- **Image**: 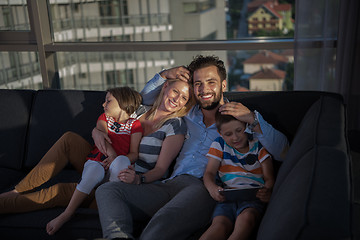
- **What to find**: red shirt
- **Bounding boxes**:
[87,113,142,162]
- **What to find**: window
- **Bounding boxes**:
[184,0,216,14]
[0,3,29,30]
[1,0,295,92]
[0,52,41,89]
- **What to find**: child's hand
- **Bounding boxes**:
[118,165,137,184]
[209,185,226,202]
[102,155,116,170]
[256,187,272,202]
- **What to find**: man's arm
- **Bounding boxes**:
[141,66,190,105]
[255,112,289,161]
[219,102,289,161]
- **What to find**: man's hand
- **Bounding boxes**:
[92,128,112,155]
[160,66,190,83]
[219,102,253,123]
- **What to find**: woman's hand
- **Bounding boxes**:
[118,165,138,184]
[92,128,112,155]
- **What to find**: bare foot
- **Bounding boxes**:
[0,189,19,198]
[46,212,72,235]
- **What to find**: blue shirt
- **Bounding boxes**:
[141,73,289,179]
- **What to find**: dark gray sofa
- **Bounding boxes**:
[0,89,354,240]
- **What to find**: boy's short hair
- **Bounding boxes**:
[215,110,239,132]
[215,110,253,140]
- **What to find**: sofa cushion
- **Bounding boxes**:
[0,208,102,239]
[257,96,351,239]
[0,89,34,170]
[24,90,105,169]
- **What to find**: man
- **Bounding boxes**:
[94,55,289,240]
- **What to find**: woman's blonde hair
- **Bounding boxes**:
[107,87,142,116]
[146,79,195,129]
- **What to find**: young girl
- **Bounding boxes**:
[45,87,143,235]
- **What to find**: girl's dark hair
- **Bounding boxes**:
[187,55,227,83]
[107,87,142,115]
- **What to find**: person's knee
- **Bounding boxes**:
[60,131,85,147]
[95,182,116,199]
[238,208,259,227]
[109,156,131,182]
[79,162,105,193]
[212,216,233,232]
[61,131,77,141]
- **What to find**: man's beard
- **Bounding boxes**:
[197,90,222,110]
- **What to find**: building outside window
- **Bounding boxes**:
[1,0,297,92]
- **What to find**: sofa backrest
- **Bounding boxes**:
[224,91,343,145]
[24,90,105,169]
[0,89,35,170]
[256,95,351,239]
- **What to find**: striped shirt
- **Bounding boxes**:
[133,107,187,177]
[206,137,270,189]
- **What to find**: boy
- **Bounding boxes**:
[200,110,275,240]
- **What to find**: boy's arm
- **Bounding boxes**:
[203,157,225,202]
[141,66,190,105]
[256,156,275,203]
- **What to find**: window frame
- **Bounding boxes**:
[0,0,335,90]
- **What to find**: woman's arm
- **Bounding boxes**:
[126,132,142,164]
[203,157,225,202]
[141,66,190,105]
[92,127,112,156]
[141,134,184,183]
[256,156,275,203]
[96,120,117,170]
[118,134,185,184]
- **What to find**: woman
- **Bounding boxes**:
[94,78,195,185]
[0,79,194,224]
